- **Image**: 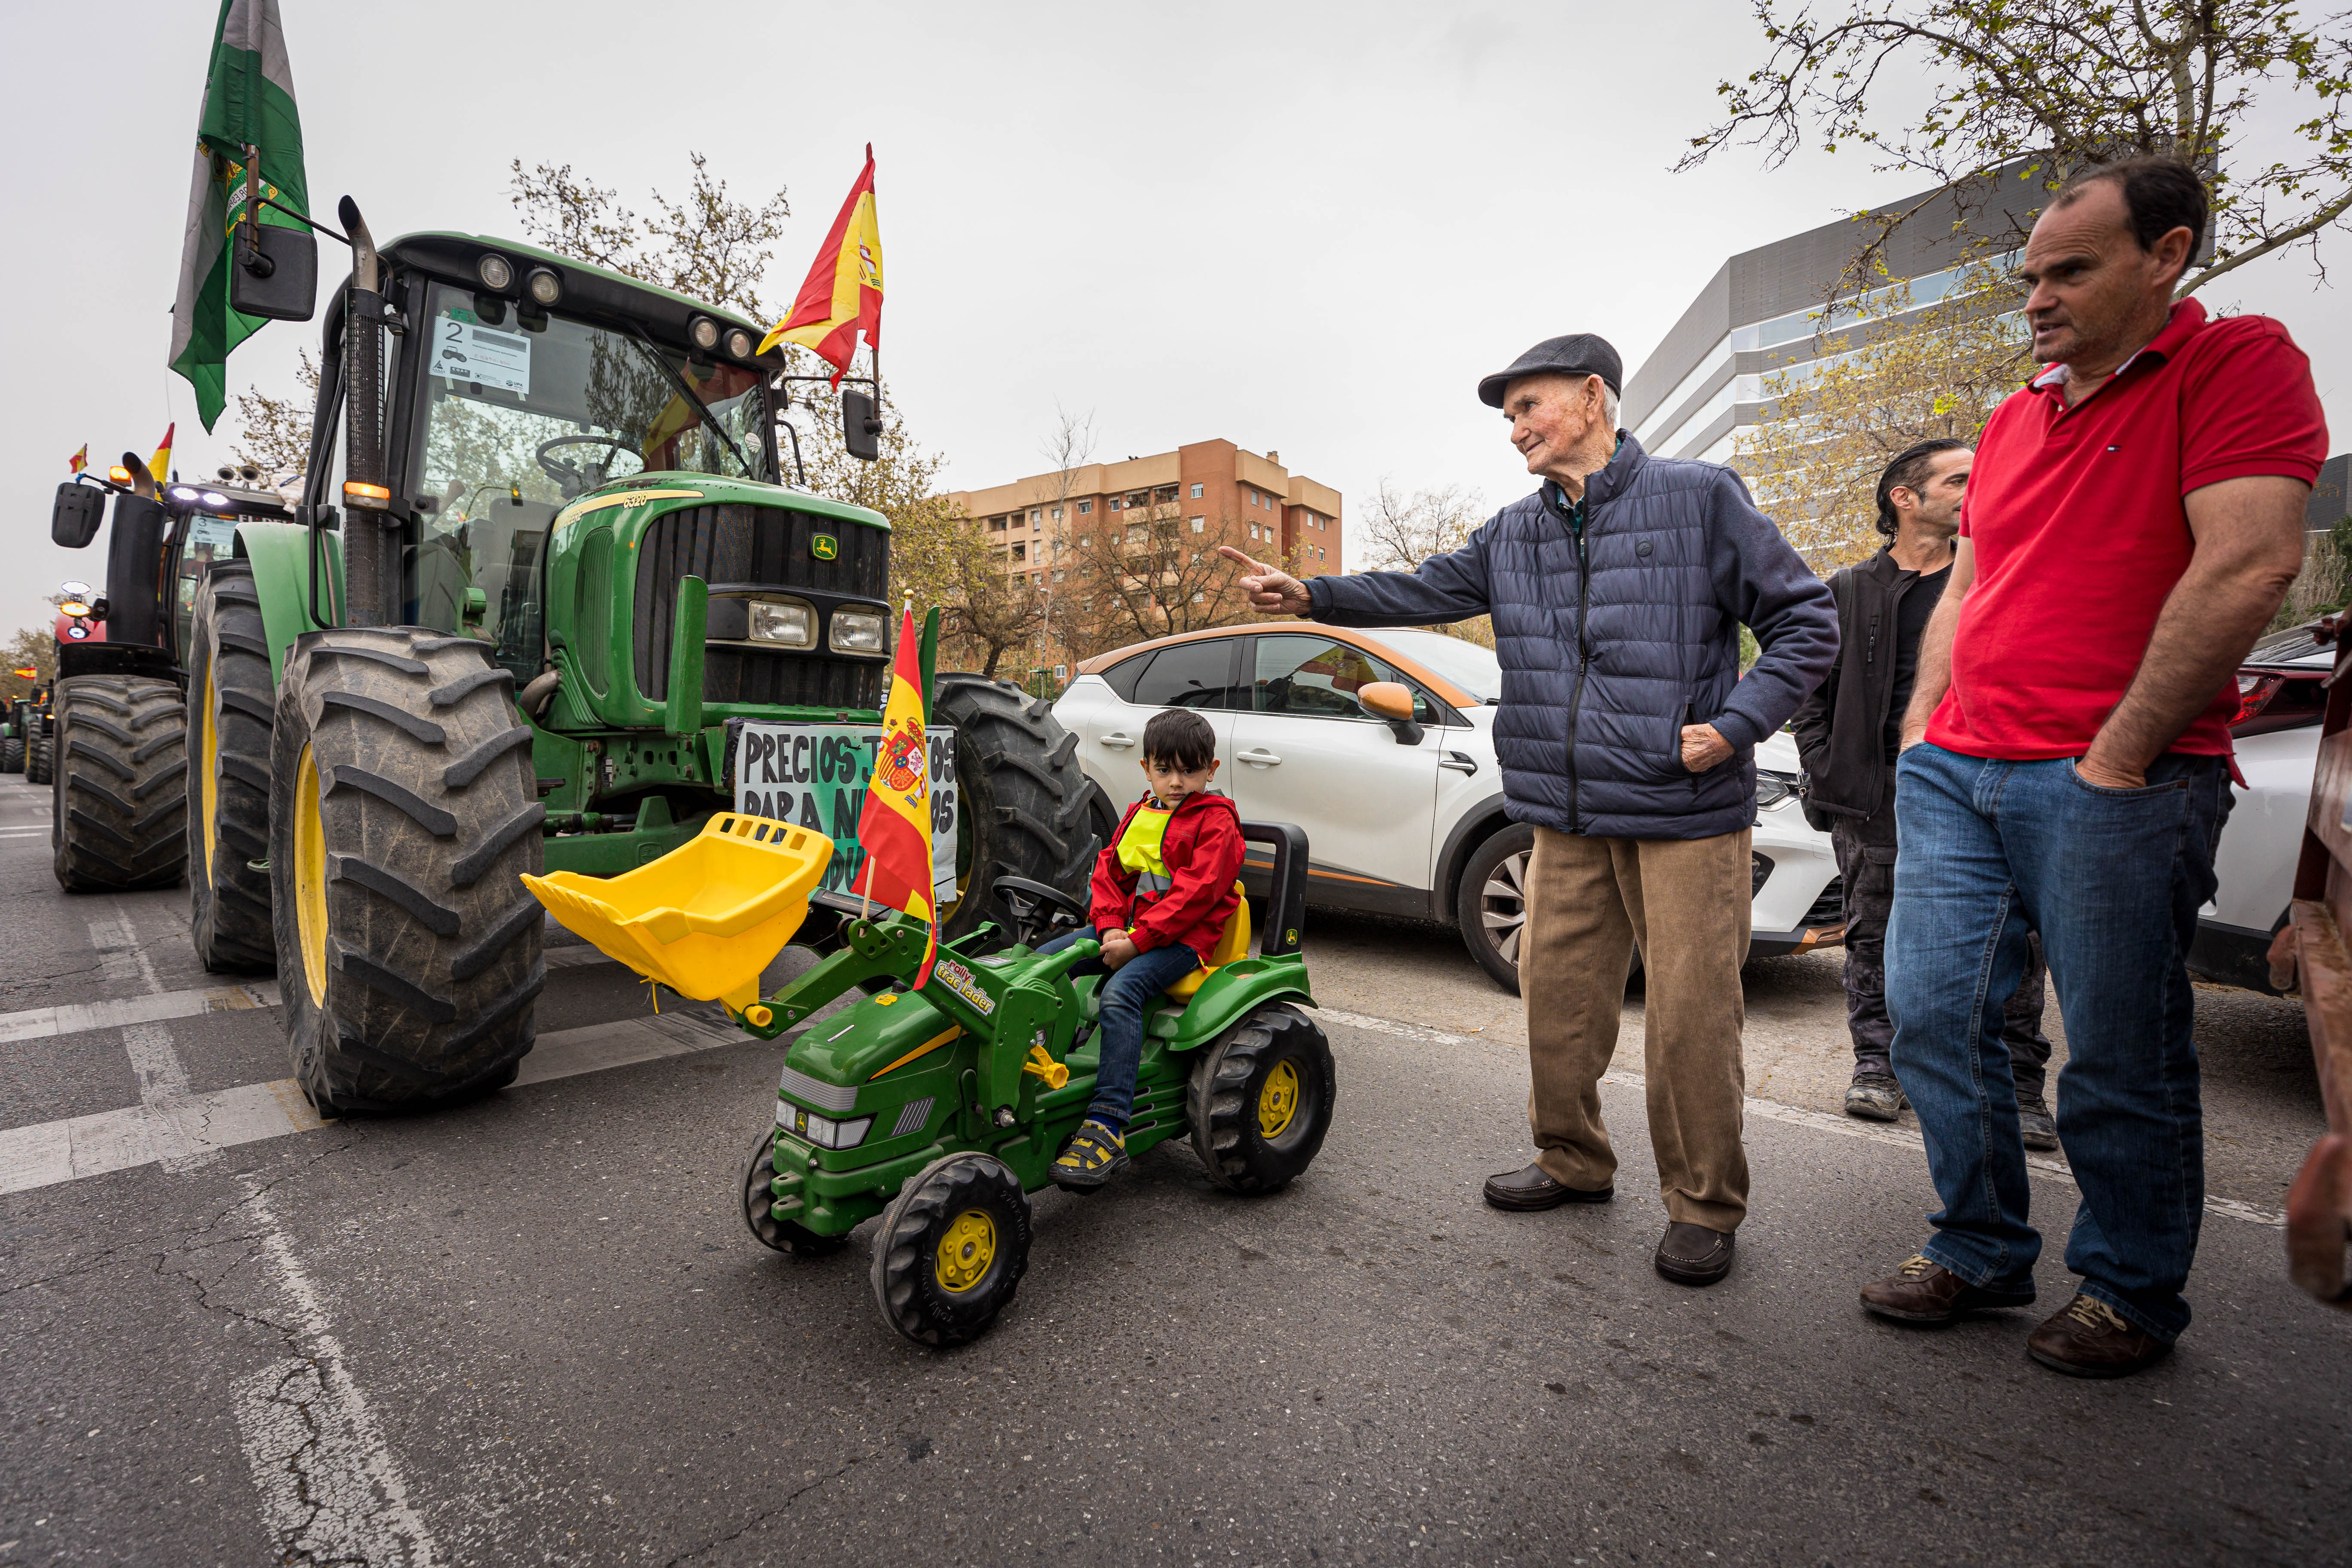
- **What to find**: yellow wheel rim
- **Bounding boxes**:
[292,743,330,1006]
[935,1209,996,1293]
[199,661,219,884]
[1258,1059,1300,1139]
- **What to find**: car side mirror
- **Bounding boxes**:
[1357,680,1424,745]
[229,222,318,322]
[841,389,882,462]
[52,483,103,548]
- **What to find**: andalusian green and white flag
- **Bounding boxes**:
[168,0,308,431]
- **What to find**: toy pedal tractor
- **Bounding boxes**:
[524,812,1334,1346]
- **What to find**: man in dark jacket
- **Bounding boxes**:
[1222,333,1838,1287]
[1790,441,2057,1148]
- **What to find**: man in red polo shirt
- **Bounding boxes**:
[1858,157,2327,1378]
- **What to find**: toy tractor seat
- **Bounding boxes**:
[1165,882,1251,1000]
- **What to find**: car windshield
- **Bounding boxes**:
[402,281,768,681]
[1376,630,1501,702]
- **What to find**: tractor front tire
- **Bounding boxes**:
[741,1133,850,1257]
[188,563,280,971]
[1186,1003,1336,1194]
[2,736,24,774]
[870,1152,1032,1347]
[270,628,545,1115]
[28,732,53,786]
[934,674,1097,943]
[51,675,187,892]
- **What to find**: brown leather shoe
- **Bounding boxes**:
[1860,1254,2037,1324]
[1653,1222,1735,1286]
[2027,1293,2173,1378]
[1482,1163,1613,1211]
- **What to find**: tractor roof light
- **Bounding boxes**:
[58,601,91,619]
[526,266,562,306]
[168,485,199,502]
[60,581,91,597]
[725,327,756,361]
[199,491,230,510]
[689,315,722,352]
[107,466,133,485]
[477,253,514,292]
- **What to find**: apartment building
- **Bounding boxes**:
[943,439,1343,675]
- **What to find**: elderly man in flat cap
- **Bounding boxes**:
[1223,334,1836,1285]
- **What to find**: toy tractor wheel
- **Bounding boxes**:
[28,732,52,786]
[870,1152,1032,1347]
[1187,1003,1336,1194]
[270,628,545,1115]
[933,674,1097,942]
[1,736,22,774]
[51,675,187,892]
[741,1132,848,1257]
[187,563,279,971]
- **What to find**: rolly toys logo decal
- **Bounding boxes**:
[931,957,995,1016]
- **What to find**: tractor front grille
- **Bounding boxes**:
[634,502,887,710]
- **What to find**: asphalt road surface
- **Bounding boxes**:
[3,772,2346,1566]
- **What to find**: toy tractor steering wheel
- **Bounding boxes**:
[535,435,640,499]
[992,876,1088,949]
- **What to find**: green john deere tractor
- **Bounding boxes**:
[132,200,1093,1115]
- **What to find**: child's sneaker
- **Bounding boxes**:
[1051,1120,1128,1191]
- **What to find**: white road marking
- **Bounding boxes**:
[231,1179,441,1568]
[122,1021,217,1174]
[1314,1005,2290,1229]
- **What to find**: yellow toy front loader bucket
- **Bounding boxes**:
[521,813,835,1013]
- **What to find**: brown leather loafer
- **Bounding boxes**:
[2027,1293,2173,1378]
[1482,1162,1613,1212]
[1653,1222,1735,1286]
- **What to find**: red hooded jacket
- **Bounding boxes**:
[1088,790,1245,963]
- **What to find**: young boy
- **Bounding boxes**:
[1037,707,1244,1190]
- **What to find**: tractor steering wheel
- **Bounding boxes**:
[535,435,641,499]
[992,876,1088,949]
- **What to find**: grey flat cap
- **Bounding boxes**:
[1478,333,1623,407]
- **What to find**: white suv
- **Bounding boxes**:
[1053,625,1843,992]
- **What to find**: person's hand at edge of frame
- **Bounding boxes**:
[1217,545,1314,615]
[1099,930,1140,971]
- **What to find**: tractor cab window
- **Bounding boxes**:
[403,281,766,685]
[173,514,240,669]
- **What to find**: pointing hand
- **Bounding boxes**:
[1216,545,1313,615]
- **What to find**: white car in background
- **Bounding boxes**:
[2192,626,2334,992]
[1054,625,1844,993]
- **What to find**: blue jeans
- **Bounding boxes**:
[1885,744,2231,1342]
[1035,927,1201,1132]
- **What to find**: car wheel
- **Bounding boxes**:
[1458,824,1534,993]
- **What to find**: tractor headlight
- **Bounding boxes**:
[477,253,514,292]
[725,327,756,360]
[526,266,563,306]
[776,1100,872,1150]
[748,599,815,649]
[830,609,885,654]
[689,315,722,352]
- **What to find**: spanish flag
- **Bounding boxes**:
[148,423,176,485]
[67,444,88,476]
[758,145,882,386]
[854,608,937,987]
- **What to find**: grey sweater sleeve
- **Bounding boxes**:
[1305,525,1493,626]
[1704,469,1839,751]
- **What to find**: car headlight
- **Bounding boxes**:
[776,1100,873,1150]
[831,609,885,654]
[1755,770,1798,810]
[748,599,815,648]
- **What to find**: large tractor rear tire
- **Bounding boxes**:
[270,628,545,1115]
[28,732,53,786]
[187,564,279,971]
[1,737,22,773]
[933,674,1098,941]
[51,675,187,892]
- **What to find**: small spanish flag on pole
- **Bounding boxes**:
[67,444,88,476]
[757,145,882,387]
[854,606,937,988]
[148,423,177,485]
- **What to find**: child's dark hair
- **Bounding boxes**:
[1142,708,1216,771]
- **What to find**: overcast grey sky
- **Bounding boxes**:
[8,0,2350,637]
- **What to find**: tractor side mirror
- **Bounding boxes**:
[228,222,318,322]
[1357,681,1424,745]
[841,389,882,462]
[52,483,103,548]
